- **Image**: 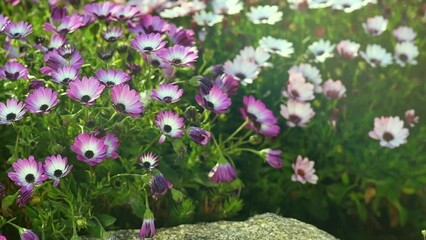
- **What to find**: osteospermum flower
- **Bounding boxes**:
[259,36,294,57]
[246,5,283,25]
[0,98,26,125]
[332,0,364,13]
[40,47,84,75]
[188,127,211,146]
[131,33,167,54]
[139,211,156,238]
[84,2,118,20]
[368,116,409,149]
[4,21,32,39]
[149,173,173,199]
[102,133,119,159]
[363,16,387,36]
[195,85,231,114]
[289,64,322,92]
[34,35,67,53]
[0,14,10,32]
[193,11,224,27]
[280,99,315,127]
[223,56,260,85]
[43,15,83,35]
[95,69,130,87]
[111,84,144,118]
[112,5,140,21]
[308,0,333,8]
[67,77,105,106]
[151,83,183,103]
[322,79,346,100]
[307,39,335,62]
[393,26,416,42]
[394,42,419,66]
[212,0,243,15]
[208,162,237,183]
[238,46,271,67]
[291,155,318,184]
[20,229,40,240]
[336,40,360,59]
[240,96,280,137]
[139,152,159,171]
[283,72,315,102]
[155,110,185,144]
[43,154,73,187]
[25,87,60,114]
[71,132,108,165]
[157,45,198,67]
[102,27,123,42]
[0,61,28,80]
[51,66,79,84]
[405,109,419,128]
[360,44,392,67]
[260,149,282,169]
[7,156,47,192]
[214,74,239,95]
[168,24,195,47]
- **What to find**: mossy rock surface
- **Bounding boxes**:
[83,213,338,240]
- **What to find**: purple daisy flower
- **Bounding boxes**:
[128,15,168,35]
[168,24,195,47]
[0,61,28,80]
[7,156,47,192]
[146,52,169,68]
[41,47,84,75]
[131,33,167,54]
[43,154,73,187]
[157,45,198,67]
[155,110,185,144]
[101,27,123,42]
[214,74,239,95]
[34,35,67,53]
[139,152,159,172]
[111,84,144,118]
[151,83,183,103]
[139,218,156,239]
[208,162,237,183]
[261,149,282,169]
[95,69,130,87]
[25,87,60,114]
[71,132,108,166]
[0,98,26,125]
[4,21,32,39]
[240,96,280,137]
[50,6,67,23]
[102,133,119,159]
[43,15,83,35]
[112,5,140,21]
[195,85,231,114]
[84,2,118,20]
[20,229,40,240]
[28,80,44,90]
[0,14,10,32]
[188,127,211,146]
[16,188,32,207]
[66,77,105,106]
[149,173,173,199]
[51,66,79,84]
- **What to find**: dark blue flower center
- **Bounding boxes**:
[399,54,408,62]
[25,174,35,183]
[85,150,94,159]
[163,125,172,133]
[143,46,153,51]
[39,104,49,111]
[151,60,160,67]
[172,58,182,65]
[163,96,172,103]
[235,73,246,80]
[106,81,115,86]
[289,114,302,125]
[81,95,91,102]
[115,103,126,112]
[383,132,394,142]
[5,71,19,80]
[54,169,63,178]
[6,113,16,121]
[143,161,151,169]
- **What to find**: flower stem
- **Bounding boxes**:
[222,120,250,145]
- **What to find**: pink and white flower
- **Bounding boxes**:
[155,110,185,144]
[240,96,280,137]
[369,116,409,148]
[238,46,271,67]
[111,84,144,118]
[289,63,322,92]
[51,66,79,84]
[25,87,60,114]
[223,56,260,85]
[283,72,315,102]
[360,44,392,67]
[291,155,318,184]
[280,100,315,127]
[0,61,28,80]
[195,85,231,114]
[71,132,108,165]
[363,16,387,36]
[67,77,105,106]
[208,162,237,183]
[336,40,360,59]
[139,152,159,171]
[102,133,119,159]
[322,79,346,100]
[0,98,26,125]
[157,45,198,67]
[8,156,47,192]
[43,154,73,187]
[261,149,282,169]
[405,109,419,128]
[95,69,130,87]
[151,83,183,103]
[393,26,416,43]
[131,33,167,54]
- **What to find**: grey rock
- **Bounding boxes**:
[83,213,338,240]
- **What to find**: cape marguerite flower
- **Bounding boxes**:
[246,5,283,25]
[369,116,409,148]
[291,155,318,184]
[259,36,294,57]
[394,42,418,66]
[363,15,387,36]
[280,99,315,127]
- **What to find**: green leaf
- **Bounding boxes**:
[97,214,116,228]
[2,191,18,213]
[130,196,146,219]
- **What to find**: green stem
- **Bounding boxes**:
[222,120,250,145]
[110,173,146,181]
[230,148,261,156]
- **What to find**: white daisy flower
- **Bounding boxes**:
[238,46,271,67]
[360,44,392,67]
[393,26,416,42]
[369,116,409,149]
[394,42,419,66]
[363,16,388,36]
[289,63,323,92]
[307,0,332,9]
[332,0,364,13]
[259,36,294,57]
[212,0,243,15]
[193,11,224,27]
[307,39,335,62]
[246,5,283,25]
[223,56,260,86]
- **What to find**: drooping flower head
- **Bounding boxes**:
[151,83,183,103]
[336,40,360,59]
[246,5,283,25]
[19,229,40,240]
[291,155,318,184]
[51,66,79,84]
[208,162,237,183]
[155,110,185,144]
[25,87,60,114]
[131,33,167,54]
[260,149,282,169]
[102,27,124,42]
[0,61,28,80]
[280,100,315,127]
[111,84,144,118]
[282,72,315,102]
[368,116,409,149]
[259,36,294,58]
[0,98,26,125]
[307,39,335,63]
[322,79,346,100]
[66,77,105,106]
[139,152,159,172]
[4,21,32,39]
[195,85,231,114]
[139,210,156,238]
[71,132,108,166]
[363,15,387,36]
[360,44,392,67]
[188,127,211,146]
[240,96,280,137]
[149,173,173,199]
[95,69,130,87]
[102,133,119,159]
[157,45,198,67]
[43,154,73,187]
[8,156,47,192]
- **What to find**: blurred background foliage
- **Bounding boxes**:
[0,0,425,239]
